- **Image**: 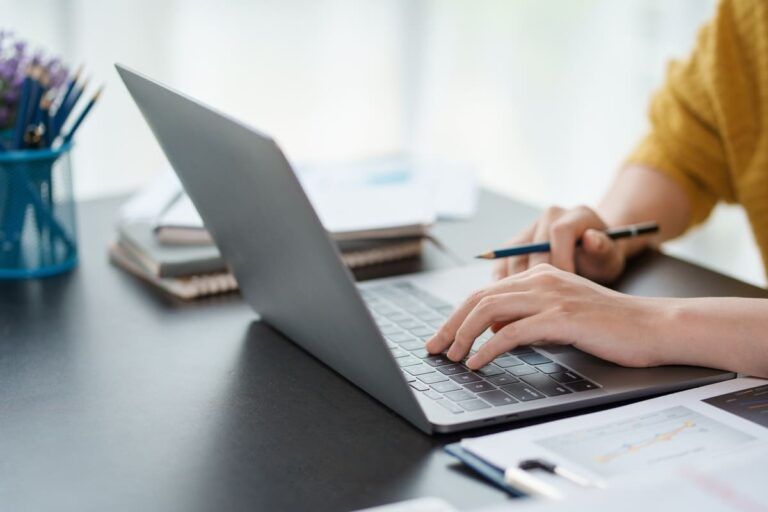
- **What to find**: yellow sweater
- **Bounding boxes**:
[626,0,768,275]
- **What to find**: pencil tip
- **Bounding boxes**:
[475,252,493,260]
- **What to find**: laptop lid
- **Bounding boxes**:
[116,64,431,433]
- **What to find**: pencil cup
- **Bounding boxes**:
[0,142,78,278]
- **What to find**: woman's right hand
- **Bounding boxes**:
[492,205,626,283]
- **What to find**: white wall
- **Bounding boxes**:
[2,0,764,286]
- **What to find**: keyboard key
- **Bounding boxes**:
[536,363,566,374]
[444,389,474,402]
[437,306,454,316]
[566,380,600,392]
[418,372,449,384]
[405,364,436,376]
[390,347,409,358]
[477,364,504,377]
[507,365,539,377]
[432,380,461,393]
[409,326,434,337]
[436,364,468,376]
[386,332,415,343]
[384,311,410,321]
[385,341,397,349]
[424,355,453,367]
[477,390,519,406]
[410,381,429,391]
[460,399,492,411]
[508,347,535,355]
[499,382,545,401]
[436,398,464,414]
[463,381,495,393]
[518,353,552,365]
[412,309,437,320]
[401,340,425,351]
[520,373,572,396]
[487,374,519,386]
[411,349,430,359]
[423,389,443,400]
[397,319,422,329]
[380,325,402,335]
[550,371,584,383]
[402,372,416,382]
[494,356,523,368]
[450,372,482,384]
[397,356,422,367]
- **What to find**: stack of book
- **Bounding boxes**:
[110,170,435,299]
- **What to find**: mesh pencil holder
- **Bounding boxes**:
[0,141,78,278]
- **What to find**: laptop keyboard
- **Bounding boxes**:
[360,282,601,414]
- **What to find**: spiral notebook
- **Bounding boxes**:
[110,221,425,300]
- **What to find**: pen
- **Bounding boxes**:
[475,221,659,260]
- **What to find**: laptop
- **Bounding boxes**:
[116,64,733,434]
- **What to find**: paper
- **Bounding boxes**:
[295,155,478,221]
[461,378,768,490]
[473,443,768,512]
[117,168,181,224]
[119,154,479,237]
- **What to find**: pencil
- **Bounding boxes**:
[61,86,103,145]
[475,221,659,259]
[52,65,82,136]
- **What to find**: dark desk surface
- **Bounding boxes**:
[1,192,765,512]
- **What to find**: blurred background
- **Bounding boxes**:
[3,0,764,286]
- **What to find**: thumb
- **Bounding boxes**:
[581,229,617,259]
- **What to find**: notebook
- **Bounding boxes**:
[111,221,425,299]
[153,180,433,245]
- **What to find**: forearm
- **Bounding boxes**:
[645,296,768,377]
[597,165,692,258]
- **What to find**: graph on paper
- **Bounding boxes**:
[535,406,755,478]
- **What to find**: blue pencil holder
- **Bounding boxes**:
[0,142,78,279]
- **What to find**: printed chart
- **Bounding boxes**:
[536,406,755,478]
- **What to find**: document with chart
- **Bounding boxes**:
[461,377,768,490]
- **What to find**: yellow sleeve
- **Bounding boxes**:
[625,0,740,228]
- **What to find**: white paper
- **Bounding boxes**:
[462,378,768,490]
[473,443,768,512]
[121,154,478,236]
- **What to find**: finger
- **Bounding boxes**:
[548,207,604,273]
[576,229,624,282]
[425,284,503,355]
[508,253,529,276]
[580,228,616,259]
[446,292,539,362]
[528,207,562,267]
[492,222,537,281]
[426,269,540,355]
[466,315,560,369]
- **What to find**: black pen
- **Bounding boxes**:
[475,221,659,260]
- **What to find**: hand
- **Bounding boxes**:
[426,264,668,370]
[493,205,626,284]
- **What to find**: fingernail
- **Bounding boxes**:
[466,356,478,369]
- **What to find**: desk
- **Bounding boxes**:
[1,192,765,512]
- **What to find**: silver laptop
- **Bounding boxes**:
[116,64,732,434]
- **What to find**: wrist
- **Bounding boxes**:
[629,296,687,367]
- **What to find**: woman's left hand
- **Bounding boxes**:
[425,263,669,370]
